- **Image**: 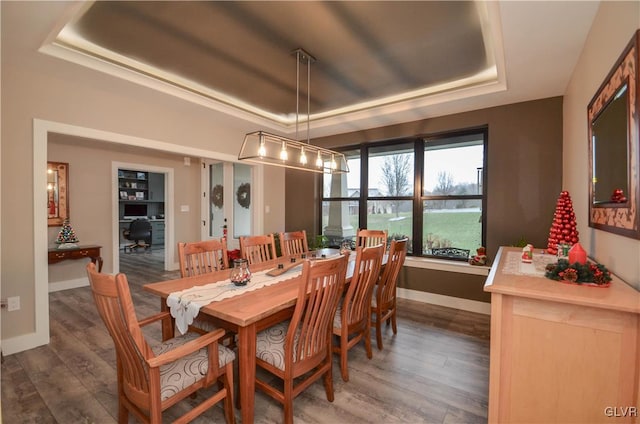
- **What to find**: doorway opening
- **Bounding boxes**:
[113,162,173,275]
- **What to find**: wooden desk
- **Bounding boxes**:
[48,244,103,272]
[484,246,640,423]
[143,249,355,424]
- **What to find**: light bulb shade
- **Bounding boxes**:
[279,141,288,160]
[258,135,267,157]
[299,147,308,164]
[239,131,349,174]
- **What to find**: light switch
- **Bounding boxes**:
[180,205,190,212]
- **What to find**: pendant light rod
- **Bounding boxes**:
[295,49,300,141]
[291,48,315,144]
[307,50,311,144]
[239,48,348,174]
[292,48,316,65]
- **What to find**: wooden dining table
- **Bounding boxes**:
[143,248,358,424]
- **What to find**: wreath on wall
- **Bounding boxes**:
[211,184,224,209]
[236,183,251,209]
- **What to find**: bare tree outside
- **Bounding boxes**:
[434,171,455,208]
[381,154,412,216]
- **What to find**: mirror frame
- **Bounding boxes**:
[47,161,69,227]
[588,30,640,239]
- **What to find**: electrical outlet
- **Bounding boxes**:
[7,296,20,311]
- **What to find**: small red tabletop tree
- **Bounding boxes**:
[546,191,579,255]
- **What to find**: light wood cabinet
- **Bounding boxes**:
[484,247,640,423]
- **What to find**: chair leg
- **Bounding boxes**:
[339,334,349,382]
[222,362,235,424]
[117,400,128,424]
[323,362,335,402]
[391,309,398,335]
[364,326,373,359]
[283,377,294,424]
[374,314,384,350]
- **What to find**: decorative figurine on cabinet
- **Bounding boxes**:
[521,244,533,263]
[469,246,488,266]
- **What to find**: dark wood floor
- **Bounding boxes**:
[1,249,490,423]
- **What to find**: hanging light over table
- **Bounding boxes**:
[238,48,349,174]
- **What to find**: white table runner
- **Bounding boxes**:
[502,251,557,277]
[168,267,303,334]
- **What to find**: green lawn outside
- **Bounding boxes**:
[322,210,482,253]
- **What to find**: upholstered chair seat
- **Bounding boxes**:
[256,321,301,371]
[151,333,236,401]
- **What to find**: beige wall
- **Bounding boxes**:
[1,2,285,347]
[564,1,640,290]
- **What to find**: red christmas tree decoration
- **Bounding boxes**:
[546,190,579,255]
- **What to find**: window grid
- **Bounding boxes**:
[320,127,487,259]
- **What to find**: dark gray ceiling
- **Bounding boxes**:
[66,1,489,117]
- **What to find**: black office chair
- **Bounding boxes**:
[123,219,152,252]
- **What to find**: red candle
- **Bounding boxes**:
[568,242,587,264]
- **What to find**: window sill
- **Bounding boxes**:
[404,256,491,276]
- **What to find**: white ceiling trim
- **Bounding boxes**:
[39,0,509,136]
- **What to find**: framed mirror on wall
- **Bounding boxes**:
[588,30,640,239]
[47,161,69,227]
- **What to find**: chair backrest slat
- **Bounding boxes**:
[288,255,348,368]
[86,263,152,397]
[279,230,309,256]
[178,239,229,277]
[377,238,408,310]
[356,229,388,249]
[343,244,384,327]
[239,234,277,265]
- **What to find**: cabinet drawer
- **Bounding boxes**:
[48,250,72,261]
[70,248,100,259]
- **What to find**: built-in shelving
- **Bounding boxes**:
[118,169,149,201]
[118,169,165,223]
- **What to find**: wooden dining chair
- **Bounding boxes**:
[279,230,309,256]
[86,263,236,424]
[332,243,384,381]
[370,238,408,350]
[178,238,229,277]
[178,238,235,345]
[356,228,388,249]
[239,234,277,265]
[255,254,348,424]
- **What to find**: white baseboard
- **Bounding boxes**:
[49,277,89,292]
[1,327,49,356]
[397,287,491,315]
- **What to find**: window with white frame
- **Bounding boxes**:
[320,128,487,259]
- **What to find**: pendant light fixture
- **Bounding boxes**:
[238,48,349,174]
